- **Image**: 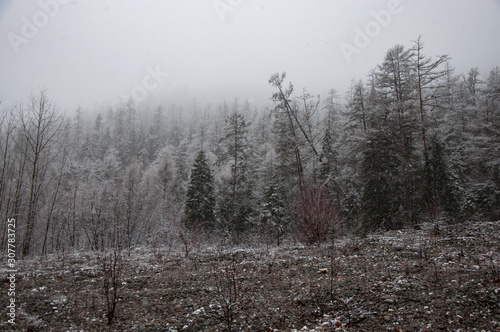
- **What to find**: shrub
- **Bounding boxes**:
[295,183,340,245]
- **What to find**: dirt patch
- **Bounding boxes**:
[1,221,499,331]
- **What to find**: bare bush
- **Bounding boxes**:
[100,221,123,326]
[486,256,499,283]
[295,183,340,245]
[101,248,123,325]
[308,248,352,326]
[211,254,248,332]
[175,220,203,258]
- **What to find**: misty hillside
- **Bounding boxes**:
[1,42,499,256]
[1,42,500,329]
[1,1,500,329]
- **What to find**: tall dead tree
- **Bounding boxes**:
[41,122,70,255]
[0,108,16,243]
[20,91,65,257]
[269,72,320,194]
[413,35,449,154]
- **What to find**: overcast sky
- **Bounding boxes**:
[1,0,499,111]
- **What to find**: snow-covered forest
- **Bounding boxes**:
[1,41,499,257]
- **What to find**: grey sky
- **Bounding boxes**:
[1,0,499,111]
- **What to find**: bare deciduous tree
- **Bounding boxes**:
[18,91,65,256]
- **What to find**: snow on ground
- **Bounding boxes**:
[1,220,498,331]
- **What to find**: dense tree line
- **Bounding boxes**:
[1,39,499,256]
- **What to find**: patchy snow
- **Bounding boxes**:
[1,221,498,331]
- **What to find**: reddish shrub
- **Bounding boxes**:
[295,184,339,245]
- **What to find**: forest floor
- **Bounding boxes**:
[1,220,499,331]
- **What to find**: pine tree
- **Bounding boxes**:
[184,150,216,232]
[370,45,422,227]
[464,67,500,220]
[319,89,340,194]
[319,127,338,194]
[272,109,301,198]
[269,72,321,194]
[218,104,254,242]
[345,80,368,133]
[269,72,305,192]
[359,129,400,232]
[259,183,288,246]
[413,35,449,154]
[423,136,460,220]
[485,67,500,219]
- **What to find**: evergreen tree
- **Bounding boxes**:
[319,127,338,195]
[259,183,288,246]
[463,67,500,220]
[345,80,369,133]
[269,72,305,193]
[218,104,254,242]
[423,136,460,220]
[365,44,422,227]
[359,129,401,232]
[272,108,301,199]
[319,89,340,191]
[484,67,500,219]
[184,150,216,232]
